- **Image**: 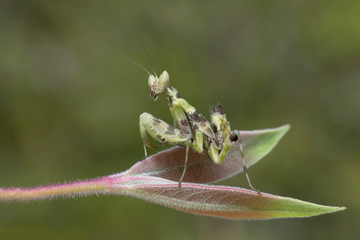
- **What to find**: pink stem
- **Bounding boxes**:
[0,176,115,202]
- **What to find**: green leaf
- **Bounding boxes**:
[125,125,291,183]
[113,176,345,220]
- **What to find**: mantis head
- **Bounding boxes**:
[148,70,169,100]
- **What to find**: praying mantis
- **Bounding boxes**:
[106,45,258,191]
[139,70,259,192]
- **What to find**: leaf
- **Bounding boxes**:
[110,176,345,220]
[0,124,346,220]
[123,125,290,183]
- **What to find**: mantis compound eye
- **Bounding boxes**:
[158,71,169,91]
[148,75,157,88]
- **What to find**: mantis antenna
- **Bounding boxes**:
[104,45,152,76]
[139,40,158,78]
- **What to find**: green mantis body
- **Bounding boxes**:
[139,71,258,191]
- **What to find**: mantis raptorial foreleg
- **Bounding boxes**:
[139,112,189,155]
[139,112,205,186]
[208,138,233,165]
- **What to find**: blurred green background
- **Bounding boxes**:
[0,0,359,239]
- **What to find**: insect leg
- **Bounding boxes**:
[192,130,204,153]
[139,119,149,157]
[173,98,216,138]
[235,130,260,193]
[140,113,192,186]
[207,138,232,164]
[140,112,188,144]
[178,135,191,187]
[169,101,204,154]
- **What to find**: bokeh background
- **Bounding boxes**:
[0,0,359,239]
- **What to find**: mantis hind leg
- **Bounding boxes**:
[234,130,261,194]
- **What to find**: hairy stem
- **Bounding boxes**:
[0,176,114,202]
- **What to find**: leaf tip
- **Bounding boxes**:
[311,205,346,217]
[278,124,291,134]
[296,202,346,218]
[328,206,346,213]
